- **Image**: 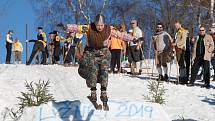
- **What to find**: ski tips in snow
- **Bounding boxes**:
[87,96,109,111]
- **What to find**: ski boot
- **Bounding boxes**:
[163,74,169,81]
[88,90,102,110]
[100,91,109,111]
[156,74,164,81]
[179,77,188,85]
[90,90,97,102]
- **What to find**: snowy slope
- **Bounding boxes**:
[0,62,214,121]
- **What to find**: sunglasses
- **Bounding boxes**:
[199,30,205,31]
[157,26,163,28]
[131,23,136,25]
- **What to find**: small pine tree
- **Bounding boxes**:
[17,80,54,110]
[2,80,54,121]
[144,80,166,104]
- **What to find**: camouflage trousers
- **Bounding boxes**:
[78,48,111,89]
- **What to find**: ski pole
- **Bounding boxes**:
[26,24,28,64]
[148,38,153,67]
[140,44,149,76]
[173,50,179,84]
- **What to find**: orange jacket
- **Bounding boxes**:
[109,36,125,50]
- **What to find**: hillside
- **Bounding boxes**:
[0,64,214,121]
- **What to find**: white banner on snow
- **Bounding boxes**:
[21,100,171,121]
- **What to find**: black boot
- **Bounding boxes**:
[187,82,194,87]
[179,77,188,84]
[100,91,109,111]
[156,74,163,81]
[163,74,169,81]
[187,80,194,86]
[201,84,210,89]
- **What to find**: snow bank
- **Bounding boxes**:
[0,63,214,121]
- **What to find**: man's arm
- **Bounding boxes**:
[208,36,214,53]
[178,31,187,49]
[67,24,135,42]
[167,33,174,43]
[28,39,37,42]
[110,29,135,42]
[67,24,89,33]
[20,43,23,52]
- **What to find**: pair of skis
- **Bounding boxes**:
[87,96,109,111]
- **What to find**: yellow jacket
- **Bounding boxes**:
[12,42,23,52]
[175,27,188,50]
[38,32,47,47]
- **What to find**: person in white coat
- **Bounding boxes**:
[5,30,14,64]
[128,19,143,75]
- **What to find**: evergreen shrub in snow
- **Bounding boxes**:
[17,80,54,109]
[144,80,166,104]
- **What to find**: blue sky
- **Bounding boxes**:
[0,0,36,63]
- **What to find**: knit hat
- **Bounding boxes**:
[37,27,43,30]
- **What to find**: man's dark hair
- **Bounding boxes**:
[199,25,205,29]
[157,22,164,28]
[38,27,43,30]
[8,30,13,34]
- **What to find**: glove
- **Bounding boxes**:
[26,40,28,42]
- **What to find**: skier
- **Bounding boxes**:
[12,38,23,64]
[127,19,143,75]
[64,32,82,66]
[173,21,189,84]
[26,27,47,65]
[66,14,135,110]
[5,30,14,64]
[78,14,111,110]
[48,32,55,64]
[152,23,173,81]
[188,26,214,88]
[108,24,126,74]
[209,27,215,81]
[52,31,61,64]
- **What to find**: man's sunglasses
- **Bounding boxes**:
[157,27,163,28]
